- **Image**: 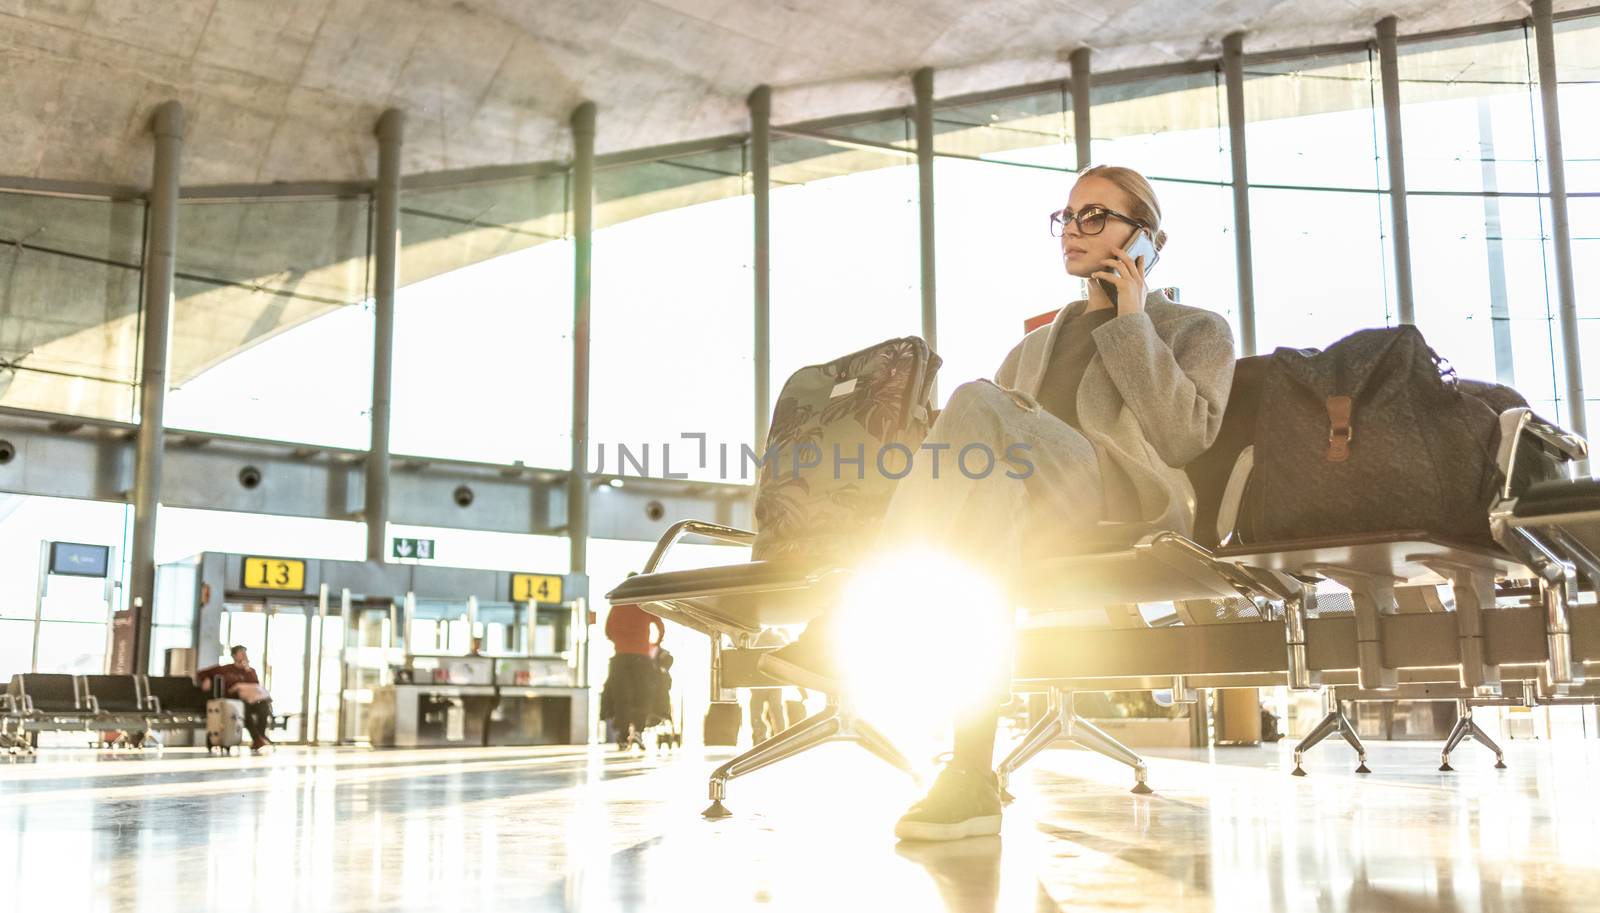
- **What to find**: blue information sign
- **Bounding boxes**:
[49,542,110,578]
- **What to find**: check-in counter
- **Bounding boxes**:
[368,683,499,747]
[489,686,589,745]
[486,655,589,745]
[368,683,590,747]
[368,654,591,747]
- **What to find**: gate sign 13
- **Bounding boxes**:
[242,556,306,592]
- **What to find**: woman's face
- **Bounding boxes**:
[1058,175,1141,280]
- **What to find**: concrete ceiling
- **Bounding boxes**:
[0,0,1582,188]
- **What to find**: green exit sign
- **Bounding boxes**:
[392,537,436,560]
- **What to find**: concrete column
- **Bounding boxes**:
[1223,32,1258,356]
[1533,0,1589,449]
[365,109,404,563]
[128,100,184,674]
[913,68,938,379]
[750,86,772,451]
[1376,16,1416,326]
[570,101,596,576]
[1070,47,1092,169]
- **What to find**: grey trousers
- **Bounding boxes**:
[872,378,1106,583]
[871,379,1106,746]
[748,687,785,743]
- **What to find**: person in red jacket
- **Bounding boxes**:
[198,645,274,752]
[605,601,665,659]
[600,573,669,750]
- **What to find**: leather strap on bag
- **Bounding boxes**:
[1326,395,1353,462]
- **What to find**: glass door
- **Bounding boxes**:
[341,599,400,744]
[264,601,308,741]
[307,608,344,745]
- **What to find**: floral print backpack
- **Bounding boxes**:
[752,336,942,563]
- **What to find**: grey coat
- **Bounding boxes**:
[992,290,1237,535]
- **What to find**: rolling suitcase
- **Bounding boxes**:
[207,698,246,754]
[784,699,808,728]
[703,702,741,746]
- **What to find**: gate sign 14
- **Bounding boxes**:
[511,573,563,605]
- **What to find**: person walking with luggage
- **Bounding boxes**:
[601,576,668,750]
[760,165,1236,840]
[197,645,275,753]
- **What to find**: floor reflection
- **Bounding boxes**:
[1,739,1597,911]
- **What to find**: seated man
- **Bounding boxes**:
[198,645,274,752]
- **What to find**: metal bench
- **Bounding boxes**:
[3,673,93,752]
[2,674,241,753]
[606,399,1591,816]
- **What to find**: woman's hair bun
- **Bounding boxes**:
[1078,164,1168,252]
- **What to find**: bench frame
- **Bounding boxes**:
[605,407,1598,816]
[2,673,289,754]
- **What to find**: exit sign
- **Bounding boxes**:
[392,537,436,560]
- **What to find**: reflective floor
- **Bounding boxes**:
[2,737,1598,912]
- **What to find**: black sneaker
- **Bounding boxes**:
[895,763,1003,842]
[755,618,842,694]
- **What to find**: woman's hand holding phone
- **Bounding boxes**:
[1092,240,1150,317]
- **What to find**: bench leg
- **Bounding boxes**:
[996,698,1066,803]
[850,716,918,779]
[996,690,1151,798]
[702,702,919,819]
[704,706,844,819]
[1292,691,1367,776]
[5,726,37,755]
[1439,701,1506,772]
[1066,715,1153,795]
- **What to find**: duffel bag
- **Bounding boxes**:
[1239,325,1506,545]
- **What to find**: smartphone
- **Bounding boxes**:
[1096,228,1160,304]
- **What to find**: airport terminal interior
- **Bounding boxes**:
[4,0,1600,910]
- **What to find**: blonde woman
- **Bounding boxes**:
[762,165,1237,840]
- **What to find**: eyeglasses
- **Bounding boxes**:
[1049,205,1144,238]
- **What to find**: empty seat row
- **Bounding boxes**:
[2,673,210,753]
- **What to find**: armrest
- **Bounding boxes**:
[643,519,756,574]
[84,695,101,714]
[1524,415,1588,462]
[1497,408,1588,499]
[144,696,163,714]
